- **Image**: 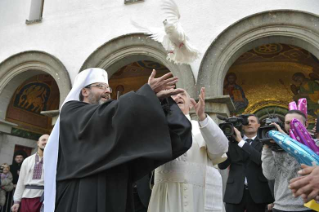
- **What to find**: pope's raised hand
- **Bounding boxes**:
[190,87,206,121]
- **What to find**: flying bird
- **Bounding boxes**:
[132,0,200,65]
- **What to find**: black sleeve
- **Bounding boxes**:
[218,152,231,170]
[241,142,262,165]
[161,97,192,160]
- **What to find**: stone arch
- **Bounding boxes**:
[80,33,196,97]
[0,51,71,119]
[198,10,319,98]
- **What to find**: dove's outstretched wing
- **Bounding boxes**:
[131,20,166,43]
[161,0,180,24]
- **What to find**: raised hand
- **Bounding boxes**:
[190,87,206,121]
[148,69,178,93]
[289,164,319,202]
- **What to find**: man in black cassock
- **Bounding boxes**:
[44,68,192,212]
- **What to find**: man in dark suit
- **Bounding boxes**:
[219,114,273,212]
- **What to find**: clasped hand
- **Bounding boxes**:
[148,69,184,100]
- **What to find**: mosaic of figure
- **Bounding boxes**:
[14,83,50,113]
[291,72,319,116]
[223,73,249,113]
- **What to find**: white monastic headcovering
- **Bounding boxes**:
[44,68,109,212]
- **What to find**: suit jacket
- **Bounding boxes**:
[218,138,274,204]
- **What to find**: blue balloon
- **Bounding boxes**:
[268,130,319,166]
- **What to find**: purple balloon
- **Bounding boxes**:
[290,118,319,155]
[289,129,297,140]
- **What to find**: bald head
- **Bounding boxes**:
[38,134,49,151]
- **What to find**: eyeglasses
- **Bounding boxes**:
[86,84,112,93]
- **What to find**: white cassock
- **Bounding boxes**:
[148,114,229,212]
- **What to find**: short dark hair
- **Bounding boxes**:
[79,85,91,101]
[79,90,84,101]
[247,114,260,124]
[286,110,307,121]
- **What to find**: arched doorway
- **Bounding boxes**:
[198,10,319,101]
[0,51,70,163]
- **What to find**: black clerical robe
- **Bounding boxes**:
[55,84,192,212]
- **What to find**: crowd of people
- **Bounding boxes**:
[1,67,319,212]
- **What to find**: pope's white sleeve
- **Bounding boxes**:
[199,115,229,164]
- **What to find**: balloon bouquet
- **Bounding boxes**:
[268,98,319,210]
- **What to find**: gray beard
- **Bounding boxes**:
[88,93,108,105]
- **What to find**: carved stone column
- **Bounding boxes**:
[190,95,235,124]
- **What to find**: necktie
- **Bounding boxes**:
[246,139,253,144]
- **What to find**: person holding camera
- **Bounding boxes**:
[218,114,273,212]
[261,110,314,212]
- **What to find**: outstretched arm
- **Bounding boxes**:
[191,87,228,164]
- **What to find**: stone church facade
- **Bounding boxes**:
[1,0,319,164]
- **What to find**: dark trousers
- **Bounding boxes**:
[226,187,267,212]
[272,208,315,212]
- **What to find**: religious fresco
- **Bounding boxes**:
[6,74,60,138]
[223,73,249,114]
[13,82,50,113]
[224,43,319,123]
[291,72,319,116]
[109,60,170,100]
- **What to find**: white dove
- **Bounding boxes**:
[131,0,200,65]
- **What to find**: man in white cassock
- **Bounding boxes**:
[148,87,229,212]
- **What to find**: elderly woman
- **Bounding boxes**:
[0,163,14,209]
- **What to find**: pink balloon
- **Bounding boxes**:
[289,101,297,111]
[297,98,307,118]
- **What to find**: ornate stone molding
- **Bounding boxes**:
[198,10,319,98]
[0,51,71,106]
[0,119,17,134]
